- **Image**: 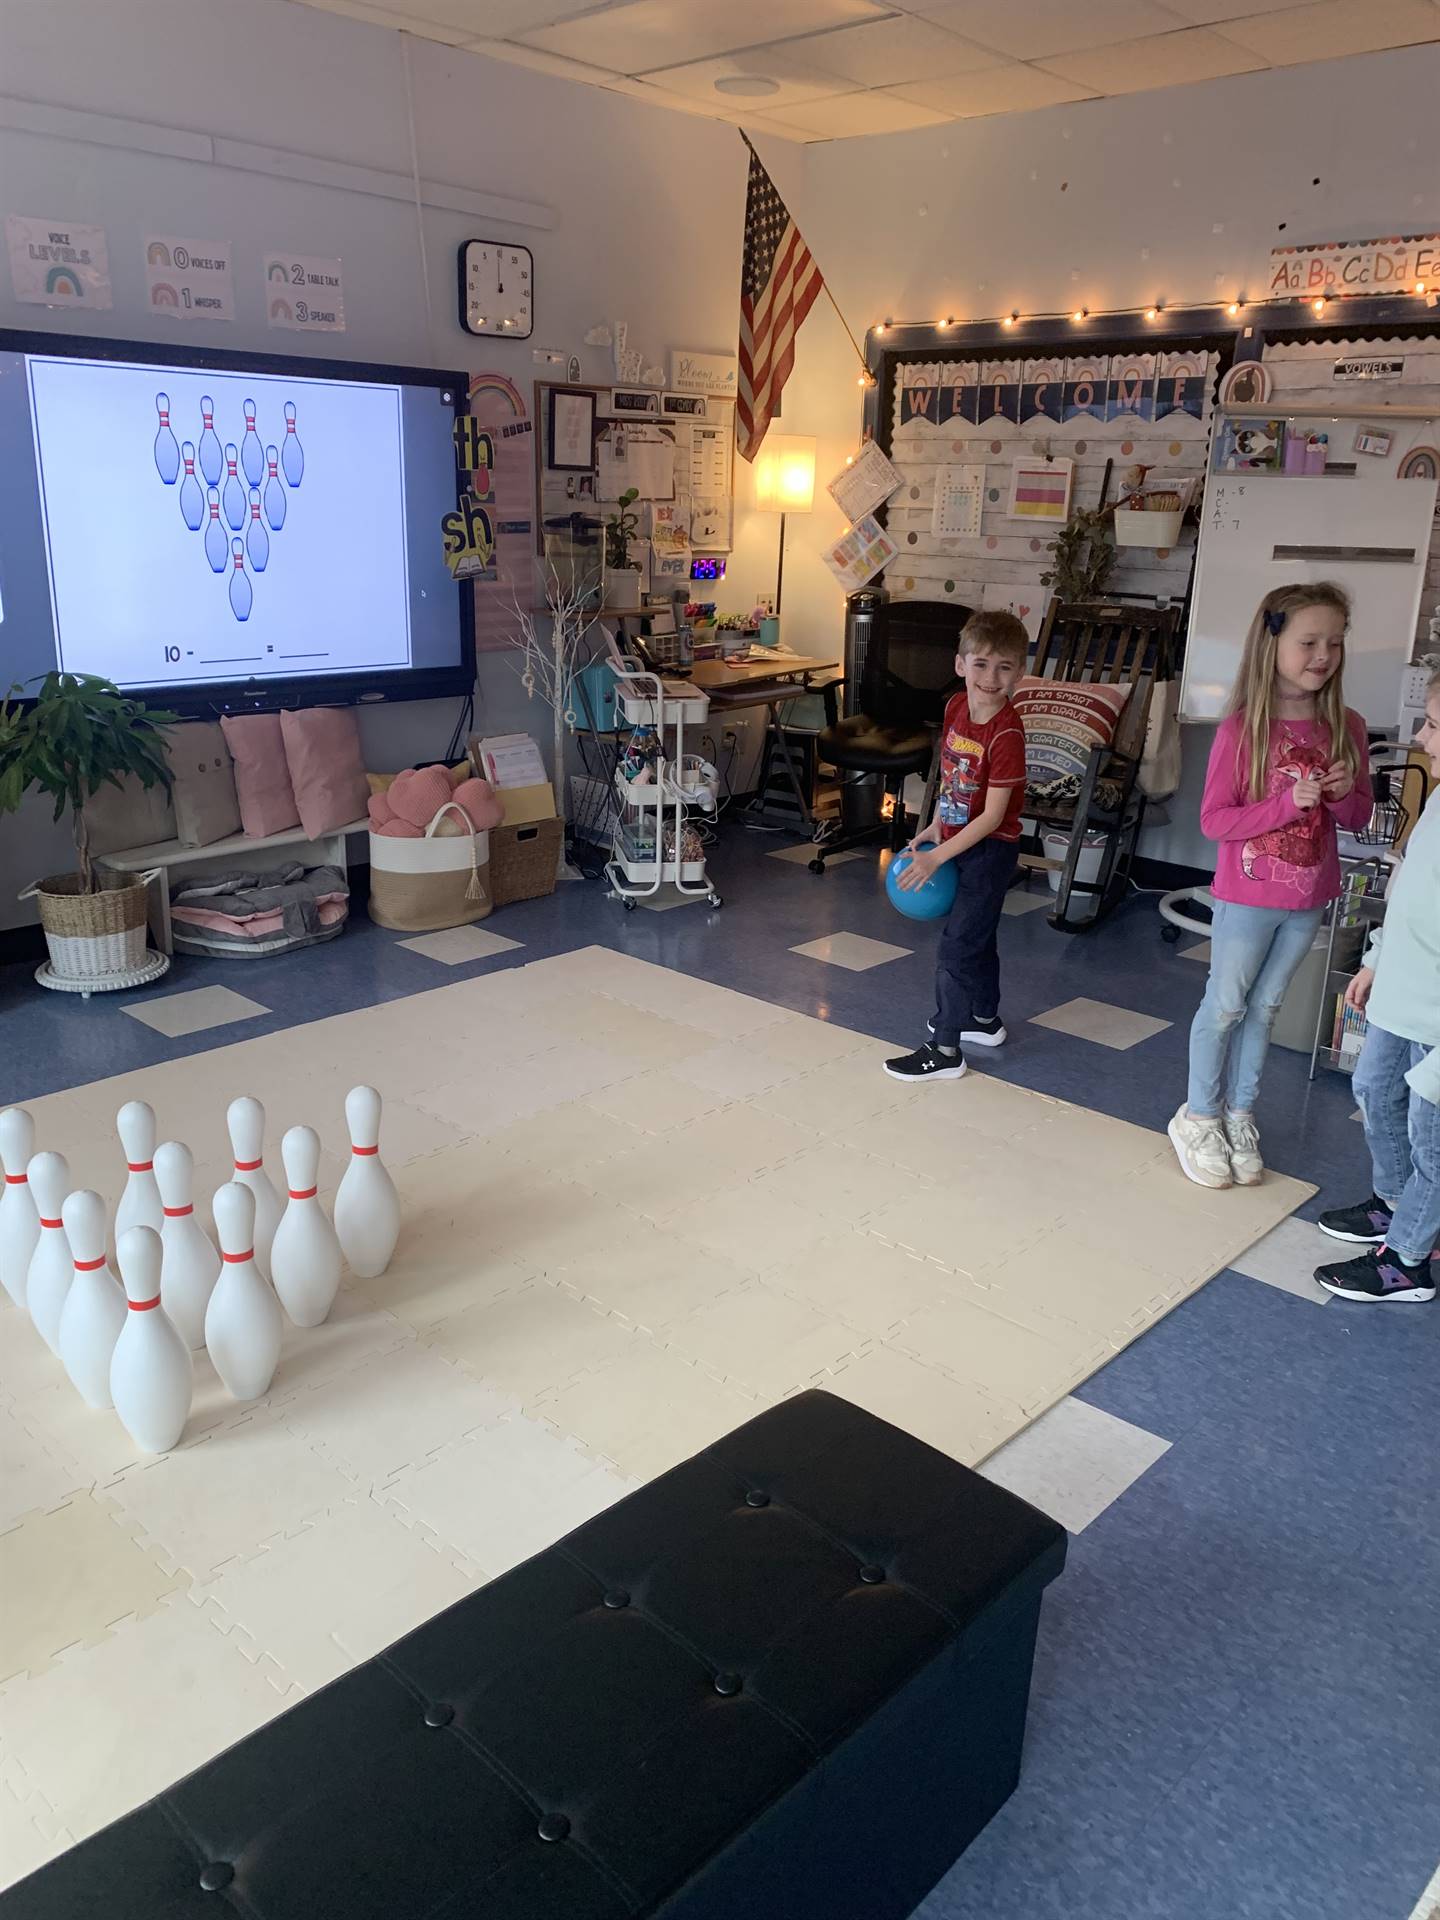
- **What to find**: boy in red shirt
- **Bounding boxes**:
[885,610,1029,1082]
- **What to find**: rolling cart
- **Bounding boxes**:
[603,639,723,911]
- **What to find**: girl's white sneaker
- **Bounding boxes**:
[1223,1111,1265,1186]
[1168,1106,1233,1190]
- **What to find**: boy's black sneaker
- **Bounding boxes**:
[1314,1245,1435,1304]
[926,1014,1007,1047]
[884,1043,967,1083]
[1317,1194,1393,1244]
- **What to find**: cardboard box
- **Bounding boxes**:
[498,781,557,828]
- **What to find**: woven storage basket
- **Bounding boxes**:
[367,802,492,933]
[30,869,149,980]
[490,817,563,906]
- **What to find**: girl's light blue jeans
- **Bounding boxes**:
[1187,900,1326,1117]
[1353,1023,1440,1265]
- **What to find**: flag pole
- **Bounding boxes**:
[738,130,871,382]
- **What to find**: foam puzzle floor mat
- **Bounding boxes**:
[0,946,1311,1880]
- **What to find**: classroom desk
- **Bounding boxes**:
[692,653,840,823]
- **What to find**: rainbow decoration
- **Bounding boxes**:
[267,261,291,284]
[466,371,525,417]
[269,297,293,323]
[44,266,83,298]
[146,242,172,268]
[150,283,179,309]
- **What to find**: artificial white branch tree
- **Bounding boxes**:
[507,552,600,877]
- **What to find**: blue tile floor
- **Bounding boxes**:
[3,826,1437,1918]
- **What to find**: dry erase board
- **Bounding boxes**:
[1181,473,1438,727]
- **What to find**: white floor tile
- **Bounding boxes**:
[1227,1215,1337,1305]
[635,885,711,912]
[1001,889,1053,917]
[790,931,913,972]
[398,926,523,965]
[979,1396,1170,1532]
[1180,940,1211,963]
[121,986,269,1038]
[1029,996,1172,1051]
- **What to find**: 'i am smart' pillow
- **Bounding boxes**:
[1009,677,1134,802]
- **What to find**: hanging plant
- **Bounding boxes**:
[1040,507,1117,604]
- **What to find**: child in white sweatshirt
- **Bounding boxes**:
[1314,670,1440,1302]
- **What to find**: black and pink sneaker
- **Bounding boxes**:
[1314,1245,1436,1304]
[1317,1194,1393,1245]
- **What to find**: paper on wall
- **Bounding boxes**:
[822,512,897,592]
[932,464,985,539]
[827,441,903,522]
[143,234,234,321]
[981,580,1046,646]
[7,214,111,308]
[264,253,345,331]
[598,424,675,502]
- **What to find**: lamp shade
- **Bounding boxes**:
[753,434,816,514]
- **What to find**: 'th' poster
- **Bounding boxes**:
[467,373,535,652]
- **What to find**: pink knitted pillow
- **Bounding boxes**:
[220,713,301,839]
[385,765,455,830]
[279,708,370,840]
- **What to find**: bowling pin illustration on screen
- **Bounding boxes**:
[156,390,303,621]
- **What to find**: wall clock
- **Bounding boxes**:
[458,240,533,339]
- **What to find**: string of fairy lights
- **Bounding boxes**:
[854,281,1438,385]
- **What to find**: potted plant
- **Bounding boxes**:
[604,488,642,610]
[0,673,177,986]
[1040,506,1117,605]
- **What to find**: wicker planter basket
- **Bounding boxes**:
[30,869,150,980]
[490,818,563,906]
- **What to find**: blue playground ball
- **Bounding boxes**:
[886,852,958,921]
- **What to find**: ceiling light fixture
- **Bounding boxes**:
[714,74,780,97]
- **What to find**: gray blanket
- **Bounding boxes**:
[170,862,348,939]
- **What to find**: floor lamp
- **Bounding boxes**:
[753,434,816,619]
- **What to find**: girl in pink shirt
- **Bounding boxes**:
[1170,582,1372,1190]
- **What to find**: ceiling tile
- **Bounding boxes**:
[639,48,862,107]
[783,16,1005,85]
[889,62,1097,113]
[1039,25,1267,91]
[918,0,1188,60]
[1212,0,1440,64]
[464,38,630,84]
[1161,0,1345,18]
[517,0,887,75]
[766,89,955,133]
[293,0,479,43]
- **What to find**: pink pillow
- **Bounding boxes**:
[220,713,301,839]
[385,765,455,829]
[279,708,370,840]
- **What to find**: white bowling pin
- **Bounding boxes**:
[154,1141,221,1349]
[206,1183,282,1401]
[115,1102,164,1243]
[270,1126,342,1328]
[57,1191,127,1408]
[0,1107,40,1308]
[111,1226,192,1453]
[25,1152,73,1358]
[333,1086,400,1280]
[226,1098,282,1280]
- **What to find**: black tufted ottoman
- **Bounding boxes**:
[6,1390,1065,1920]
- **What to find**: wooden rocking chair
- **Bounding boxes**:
[1019,601,1182,932]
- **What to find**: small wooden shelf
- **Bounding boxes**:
[1222,401,1440,422]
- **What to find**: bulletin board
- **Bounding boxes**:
[882,350,1219,631]
[533,380,736,594]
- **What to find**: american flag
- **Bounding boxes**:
[737,141,824,463]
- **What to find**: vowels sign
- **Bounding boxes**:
[1268,234,1440,299]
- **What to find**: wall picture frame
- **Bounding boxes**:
[548,385,597,471]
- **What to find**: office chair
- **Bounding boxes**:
[808,598,968,874]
